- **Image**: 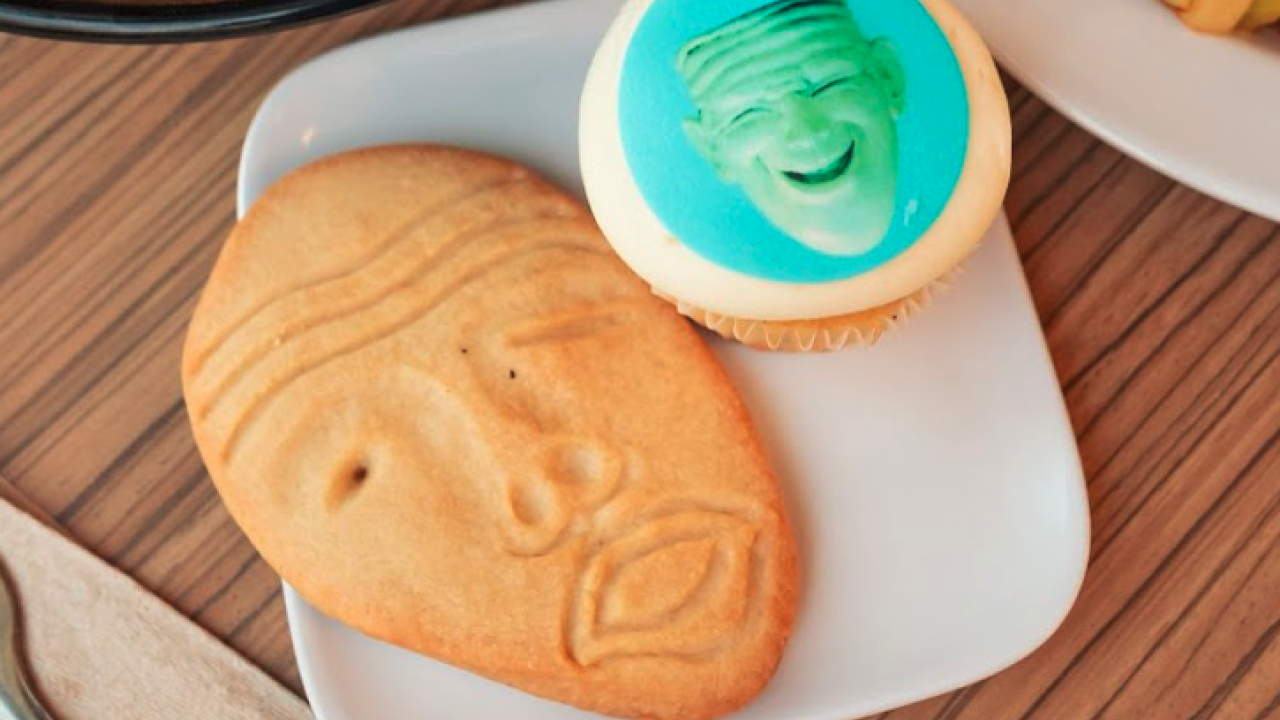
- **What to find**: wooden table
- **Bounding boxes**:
[1,3,1278,718]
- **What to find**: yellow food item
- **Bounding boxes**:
[1181,0,1253,32]
[1240,0,1280,28]
[1161,0,1280,32]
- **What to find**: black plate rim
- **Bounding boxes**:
[0,0,389,42]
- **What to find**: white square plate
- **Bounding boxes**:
[238,2,1091,718]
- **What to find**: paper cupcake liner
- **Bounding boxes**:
[665,265,965,353]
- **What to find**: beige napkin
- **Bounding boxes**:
[0,475,312,720]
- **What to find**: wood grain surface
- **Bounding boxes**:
[0,3,1278,718]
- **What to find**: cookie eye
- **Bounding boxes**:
[351,463,370,483]
[327,457,372,509]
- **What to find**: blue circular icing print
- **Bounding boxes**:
[619,0,970,283]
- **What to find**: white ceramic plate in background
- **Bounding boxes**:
[239,2,1091,718]
[950,0,1280,222]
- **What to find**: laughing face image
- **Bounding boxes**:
[677,0,906,257]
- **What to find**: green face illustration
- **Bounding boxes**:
[677,0,906,257]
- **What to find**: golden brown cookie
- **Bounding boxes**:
[181,145,799,720]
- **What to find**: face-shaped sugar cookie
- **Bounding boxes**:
[679,0,905,257]
[181,146,798,720]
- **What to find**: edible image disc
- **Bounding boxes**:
[619,0,969,282]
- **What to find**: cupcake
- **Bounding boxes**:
[580,0,1011,351]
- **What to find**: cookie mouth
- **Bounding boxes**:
[781,142,855,186]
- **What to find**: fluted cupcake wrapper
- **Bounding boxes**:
[662,265,965,352]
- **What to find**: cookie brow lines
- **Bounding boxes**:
[218,239,609,461]
[187,174,527,375]
[503,302,653,348]
[191,183,560,418]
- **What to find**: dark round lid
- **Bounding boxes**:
[0,0,389,42]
